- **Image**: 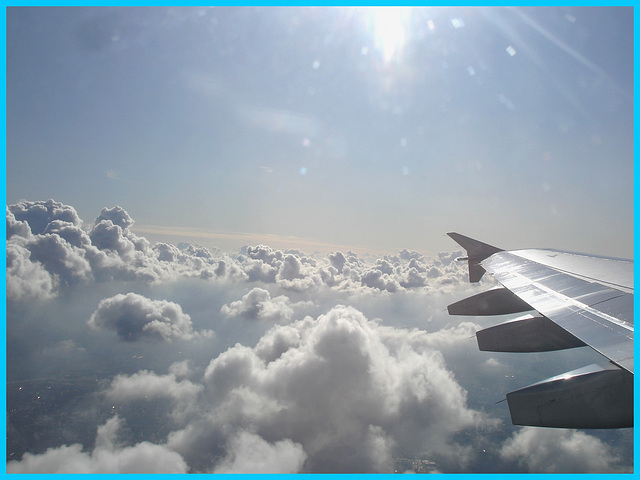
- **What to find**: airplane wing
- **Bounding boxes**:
[447,232,633,429]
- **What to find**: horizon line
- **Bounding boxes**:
[132,223,435,257]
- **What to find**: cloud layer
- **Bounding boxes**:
[6,199,632,473]
[7,200,469,303]
[7,416,188,474]
[100,305,492,473]
[500,428,627,473]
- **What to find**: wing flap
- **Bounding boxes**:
[476,314,586,352]
[447,287,533,316]
[507,363,633,429]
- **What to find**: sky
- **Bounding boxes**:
[6,6,634,257]
[4,6,635,474]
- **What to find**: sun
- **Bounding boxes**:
[363,7,413,64]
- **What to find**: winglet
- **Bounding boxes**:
[447,232,503,283]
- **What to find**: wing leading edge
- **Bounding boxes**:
[447,232,633,429]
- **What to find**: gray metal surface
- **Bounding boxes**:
[482,251,634,373]
[447,286,533,316]
[510,249,633,293]
[475,314,586,352]
[506,363,633,429]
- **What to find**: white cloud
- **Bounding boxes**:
[107,369,202,403]
[6,206,32,239]
[500,427,629,473]
[7,416,188,473]
[6,199,470,302]
[9,199,82,235]
[165,305,489,472]
[212,431,307,473]
[6,242,58,301]
[94,205,135,229]
[106,367,203,420]
[220,287,297,323]
[23,232,93,286]
[88,292,203,342]
[89,220,138,257]
[254,323,301,363]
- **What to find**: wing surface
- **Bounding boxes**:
[447,233,633,429]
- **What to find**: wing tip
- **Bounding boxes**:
[447,232,503,260]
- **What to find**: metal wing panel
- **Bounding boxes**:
[482,251,634,373]
[509,249,633,293]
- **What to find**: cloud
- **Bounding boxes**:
[90,220,138,257]
[22,231,93,286]
[238,105,323,137]
[164,305,489,473]
[11,198,629,473]
[94,205,135,229]
[106,365,203,420]
[8,199,82,235]
[107,367,202,403]
[220,287,301,323]
[88,292,206,342]
[106,170,127,182]
[6,416,188,473]
[6,242,58,301]
[361,268,401,292]
[6,206,32,239]
[499,427,629,473]
[6,200,250,299]
[6,199,470,303]
[212,431,307,473]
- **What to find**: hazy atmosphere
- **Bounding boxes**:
[6,7,633,473]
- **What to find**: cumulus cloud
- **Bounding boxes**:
[6,200,246,300]
[88,292,207,342]
[231,244,466,294]
[6,199,469,302]
[6,416,188,473]
[89,220,138,257]
[24,232,93,286]
[6,206,32,239]
[6,242,58,301]
[8,199,82,235]
[164,305,488,473]
[220,287,303,323]
[212,431,307,473]
[106,365,203,420]
[94,205,135,229]
[500,427,629,473]
[107,367,202,403]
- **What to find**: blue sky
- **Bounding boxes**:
[6,7,634,256]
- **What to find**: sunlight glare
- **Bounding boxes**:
[366,7,412,64]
